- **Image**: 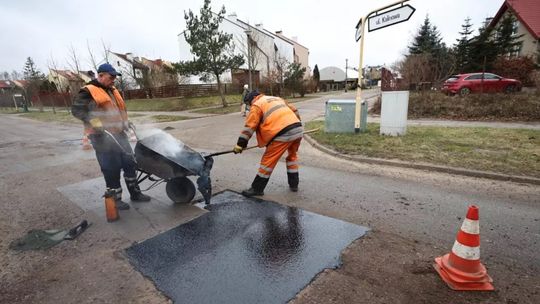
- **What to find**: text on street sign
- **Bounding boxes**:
[368,4,415,32]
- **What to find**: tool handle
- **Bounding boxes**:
[205,145,257,158]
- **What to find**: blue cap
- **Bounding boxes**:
[244,90,260,103]
[97,63,122,76]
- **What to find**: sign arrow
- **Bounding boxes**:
[355,19,362,42]
[368,4,415,32]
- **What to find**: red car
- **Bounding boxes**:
[441,73,522,96]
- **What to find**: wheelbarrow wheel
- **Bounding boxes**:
[166,177,196,203]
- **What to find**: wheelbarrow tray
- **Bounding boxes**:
[134,133,206,180]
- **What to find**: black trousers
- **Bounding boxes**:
[89,132,137,189]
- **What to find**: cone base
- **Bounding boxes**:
[434,256,494,291]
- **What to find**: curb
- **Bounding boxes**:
[303,134,540,186]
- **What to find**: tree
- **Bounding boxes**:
[235,27,261,89]
[284,63,306,97]
[495,15,523,58]
[408,16,443,55]
[467,25,499,72]
[312,64,320,91]
[175,0,244,107]
[454,17,473,72]
[23,57,45,80]
[401,16,455,86]
[23,57,45,112]
[11,70,22,81]
[1,71,10,80]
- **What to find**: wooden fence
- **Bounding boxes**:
[123,83,245,100]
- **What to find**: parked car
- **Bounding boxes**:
[441,73,522,96]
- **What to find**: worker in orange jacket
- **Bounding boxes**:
[72,63,150,210]
[233,91,303,197]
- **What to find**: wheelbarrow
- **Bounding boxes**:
[104,128,254,205]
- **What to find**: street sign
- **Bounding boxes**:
[355,19,362,42]
[368,4,415,32]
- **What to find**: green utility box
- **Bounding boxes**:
[325,99,367,133]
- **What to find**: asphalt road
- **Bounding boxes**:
[1,90,539,302]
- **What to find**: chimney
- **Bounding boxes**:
[255,23,263,30]
[125,52,134,61]
[228,13,237,22]
[275,30,283,35]
[292,36,298,42]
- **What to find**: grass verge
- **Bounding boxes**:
[192,105,241,114]
[306,120,540,178]
[125,95,242,111]
[192,94,320,114]
[19,111,79,124]
[147,115,193,123]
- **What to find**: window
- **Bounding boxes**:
[484,73,500,80]
[512,20,519,36]
[465,74,483,80]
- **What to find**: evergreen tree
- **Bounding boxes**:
[454,17,473,72]
[175,0,244,107]
[408,16,443,55]
[312,64,320,90]
[23,57,45,81]
[284,63,306,97]
[467,25,499,72]
[495,15,523,57]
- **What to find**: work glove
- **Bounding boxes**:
[128,121,136,131]
[89,118,104,133]
[233,145,244,154]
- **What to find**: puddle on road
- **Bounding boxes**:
[125,190,369,304]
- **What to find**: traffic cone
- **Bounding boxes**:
[433,205,494,291]
[82,131,92,150]
[104,189,119,222]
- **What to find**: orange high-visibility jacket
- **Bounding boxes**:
[85,85,128,134]
[240,95,301,147]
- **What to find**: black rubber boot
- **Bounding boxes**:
[242,176,269,197]
[287,172,299,192]
[126,177,151,202]
[112,188,130,210]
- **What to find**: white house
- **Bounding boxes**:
[105,52,148,90]
[177,12,298,87]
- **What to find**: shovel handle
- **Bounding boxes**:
[205,145,257,158]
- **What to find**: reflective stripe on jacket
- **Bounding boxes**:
[239,95,301,147]
[85,85,128,134]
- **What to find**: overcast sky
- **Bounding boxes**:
[1,0,504,75]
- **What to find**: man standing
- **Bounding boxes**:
[72,63,150,210]
[233,91,303,196]
[240,84,249,117]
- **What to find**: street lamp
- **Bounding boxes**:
[345,58,348,92]
[244,29,252,90]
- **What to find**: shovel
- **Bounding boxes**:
[204,128,320,158]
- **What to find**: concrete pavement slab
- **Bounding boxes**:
[57,177,206,242]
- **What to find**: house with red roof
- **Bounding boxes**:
[488,0,540,58]
[48,69,84,95]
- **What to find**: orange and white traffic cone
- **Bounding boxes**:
[433,205,494,291]
[82,131,92,150]
[104,189,119,222]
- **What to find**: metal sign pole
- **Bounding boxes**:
[354,16,366,133]
[354,0,413,133]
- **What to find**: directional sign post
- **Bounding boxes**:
[368,4,416,32]
[353,0,415,133]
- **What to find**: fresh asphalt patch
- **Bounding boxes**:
[125,190,369,304]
